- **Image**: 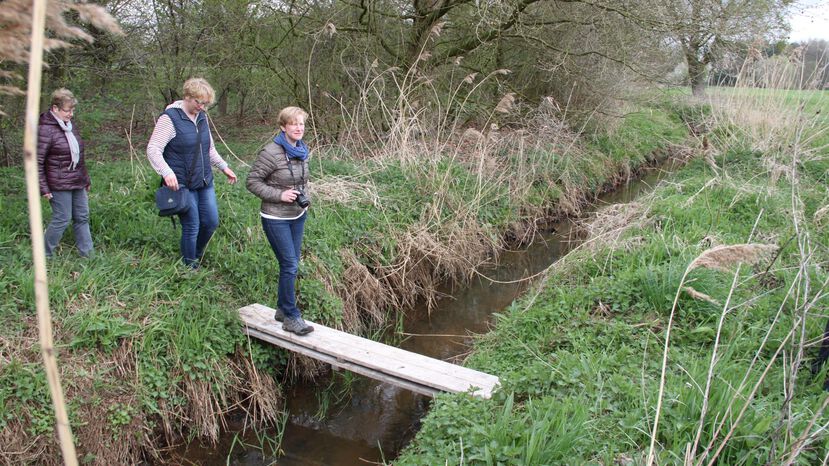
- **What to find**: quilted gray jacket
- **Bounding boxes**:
[246,141,309,218]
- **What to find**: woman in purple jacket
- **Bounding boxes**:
[37,88,93,258]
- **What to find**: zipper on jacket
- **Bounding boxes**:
[192,115,206,186]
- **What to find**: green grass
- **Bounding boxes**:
[0,102,687,463]
[396,91,829,465]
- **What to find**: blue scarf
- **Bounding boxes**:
[274,131,309,161]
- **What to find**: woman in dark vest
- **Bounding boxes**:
[146,78,237,268]
[246,107,313,335]
[37,88,93,258]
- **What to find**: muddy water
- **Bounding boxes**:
[172,167,668,465]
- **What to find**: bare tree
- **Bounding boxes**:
[647,0,790,96]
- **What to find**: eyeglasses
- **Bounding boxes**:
[192,98,210,107]
[56,106,75,113]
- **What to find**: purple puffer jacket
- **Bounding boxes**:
[37,111,90,195]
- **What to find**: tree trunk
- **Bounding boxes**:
[217,85,229,117]
[686,52,708,97]
[238,90,247,120]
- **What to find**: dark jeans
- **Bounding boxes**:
[45,189,93,257]
[261,213,307,319]
[179,184,219,267]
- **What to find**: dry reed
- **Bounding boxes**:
[18,0,78,463]
[0,0,122,113]
[687,243,778,273]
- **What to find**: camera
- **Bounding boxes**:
[295,188,310,208]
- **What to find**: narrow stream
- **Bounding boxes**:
[171,166,669,465]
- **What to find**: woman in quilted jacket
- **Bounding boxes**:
[246,107,314,335]
[37,88,93,258]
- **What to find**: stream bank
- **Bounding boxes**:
[171,164,673,465]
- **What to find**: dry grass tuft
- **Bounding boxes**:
[495,93,516,114]
[764,157,792,185]
[235,352,282,426]
[72,2,122,35]
[310,177,380,207]
[814,205,829,226]
[461,127,484,141]
[339,249,393,332]
[573,201,652,253]
[688,243,778,274]
[184,376,226,442]
[377,219,498,313]
[682,286,721,305]
[285,353,328,381]
[430,21,445,37]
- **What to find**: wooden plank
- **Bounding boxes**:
[240,304,499,396]
[241,303,499,389]
[240,305,495,391]
[242,312,490,396]
[239,303,499,398]
[245,328,440,397]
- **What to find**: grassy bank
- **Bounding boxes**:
[0,101,686,464]
[397,89,829,464]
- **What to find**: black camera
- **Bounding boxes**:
[295,188,310,208]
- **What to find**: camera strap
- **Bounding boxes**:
[284,153,306,190]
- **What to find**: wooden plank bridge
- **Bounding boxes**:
[239,303,500,399]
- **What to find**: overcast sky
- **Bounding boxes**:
[788,0,829,42]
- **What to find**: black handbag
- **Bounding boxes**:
[155,185,190,216]
[154,129,201,218]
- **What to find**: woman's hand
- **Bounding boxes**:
[43,193,53,200]
[222,167,238,184]
[280,189,299,203]
[164,174,179,191]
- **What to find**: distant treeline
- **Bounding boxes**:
[0,0,814,165]
[709,39,829,90]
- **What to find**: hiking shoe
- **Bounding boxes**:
[283,317,313,336]
[273,307,285,322]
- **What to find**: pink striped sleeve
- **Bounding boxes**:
[208,131,228,170]
[146,114,175,177]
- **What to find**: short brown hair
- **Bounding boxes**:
[51,88,77,110]
[277,106,308,127]
[182,78,215,105]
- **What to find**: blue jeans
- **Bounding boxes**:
[261,213,307,319]
[45,189,93,257]
[179,184,219,267]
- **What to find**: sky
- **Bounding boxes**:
[787,0,829,42]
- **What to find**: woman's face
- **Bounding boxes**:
[281,117,305,144]
[52,104,75,123]
[183,95,209,115]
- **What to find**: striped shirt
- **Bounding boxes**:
[146,101,228,178]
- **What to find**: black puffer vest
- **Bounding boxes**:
[161,107,213,190]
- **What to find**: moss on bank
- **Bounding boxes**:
[0,102,686,464]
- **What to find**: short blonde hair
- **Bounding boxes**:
[51,88,77,110]
[278,106,308,127]
[183,78,215,105]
